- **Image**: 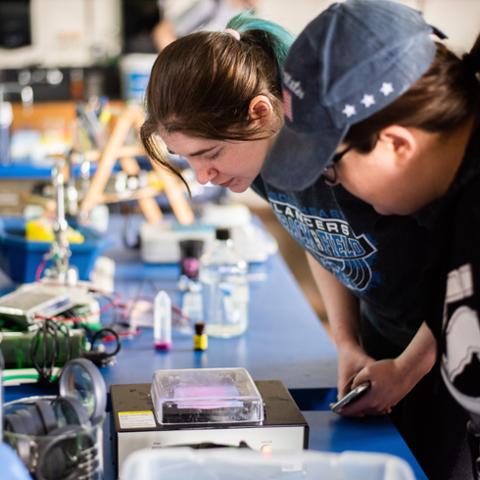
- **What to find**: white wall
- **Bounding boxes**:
[0,0,121,69]
[256,0,480,52]
[421,0,480,52]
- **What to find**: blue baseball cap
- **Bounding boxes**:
[262,0,445,191]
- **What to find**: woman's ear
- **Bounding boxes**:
[377,125,418,166]
[248,95,274,125]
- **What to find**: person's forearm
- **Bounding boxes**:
[396,321,437,380]
[306,253,360,348]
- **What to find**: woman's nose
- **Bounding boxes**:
[195,165,218,184]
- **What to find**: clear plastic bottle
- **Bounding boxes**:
[0,101,12,165]
[199,228,249,338]
[179,280,203,334]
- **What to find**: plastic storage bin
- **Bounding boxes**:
[0,217,111,283]
[121,448,416,480]
[119,53,157,101]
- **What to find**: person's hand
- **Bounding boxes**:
[339,358,418,417]
[152,20,177,51]
[336,343,375,398]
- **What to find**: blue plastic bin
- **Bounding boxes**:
[0,217,112,283]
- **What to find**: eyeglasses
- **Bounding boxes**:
[321,146,352,186]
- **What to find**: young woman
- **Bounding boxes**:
[140,8,466,478]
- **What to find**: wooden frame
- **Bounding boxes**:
[79,104,194,225]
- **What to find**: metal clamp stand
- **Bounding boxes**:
[44,162,78,286]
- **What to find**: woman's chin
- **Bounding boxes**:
[228,183,249,193]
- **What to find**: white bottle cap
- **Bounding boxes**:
[0,102,13,127]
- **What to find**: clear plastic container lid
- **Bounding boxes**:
[150,368,264,426]
[122,448,416,480]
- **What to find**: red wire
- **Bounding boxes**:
[102,330,139,343]
[35,258,47,281]
[32,289,189,342]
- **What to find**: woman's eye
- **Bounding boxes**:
[206,151,220,160]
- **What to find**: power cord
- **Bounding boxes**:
[82,327,121,366]
[30,319,72,384]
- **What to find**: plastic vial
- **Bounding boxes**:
[193,322,208,351]
[199,228,249,338]
[178,240,204,332]
[179,239,204,280]
[154,290,172,350]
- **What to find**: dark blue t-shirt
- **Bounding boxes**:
[251,174,432,351]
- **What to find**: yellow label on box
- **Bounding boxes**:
[118,410,156,429]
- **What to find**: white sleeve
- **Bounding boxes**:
[163,0,219,37]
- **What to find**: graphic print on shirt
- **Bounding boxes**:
[442,263,480,414]
[271,198,377,291]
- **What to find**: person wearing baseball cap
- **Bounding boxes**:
[262,0,448,191]
[140,3,477,478]
[263,1,480,478]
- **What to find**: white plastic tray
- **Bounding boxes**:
[121,448,415,480]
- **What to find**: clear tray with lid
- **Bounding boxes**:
[150,368,264,425]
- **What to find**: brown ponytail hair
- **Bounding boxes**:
[140,15,294,190]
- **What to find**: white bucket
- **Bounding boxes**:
[119,53,157,102]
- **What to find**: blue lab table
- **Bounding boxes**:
[102,243,338,388]
[3,219,427,479]
[0,162,91,179]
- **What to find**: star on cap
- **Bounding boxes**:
[342,104,356,117]
[380,82,394,96]
[361,94,375,108]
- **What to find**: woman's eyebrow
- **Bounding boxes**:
[167,145,218,157]
[189,146,218,157]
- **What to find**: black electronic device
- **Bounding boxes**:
[329,381,371,413]
[111,380,309,476]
